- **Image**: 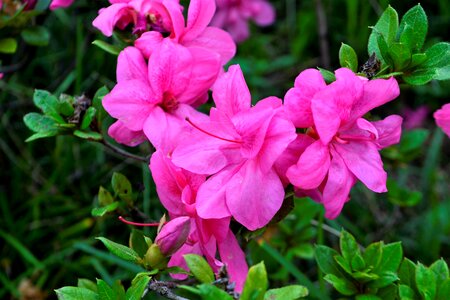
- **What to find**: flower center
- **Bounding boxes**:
[160,92,179,113]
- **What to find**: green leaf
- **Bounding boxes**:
[398,258,417,286]
[92,40,122,56]
[264,285,308,300]
[399,129,429,154]
[317,68,335,83]
[388,42,412,70]
[23,113,60,141]
[21,26,50,46]
[241,262,268,300]
[315,245,345,277]
[377,284,398,299]
[352,271,379,282]
[437,279,450,300]
[387,179,422,207]
[80,107,97,130]
[351,253,366,271]
[125,274,151,300]
[96,279,115,300]
[129,229,149,258]
[111,172,133,202]
[367,271,399,289]
[416,263,437,300]
[399,285,416,300]
[77,279,97,292]
[0,38,18,54]
[96,237,140,263]
[92,86,109,127]
[339,43,358,72]
[368,6,399,61]
[73,130,103,141]
[57,94,75,117]
[111,281,126,300]
[355,295,381,300]
[409,53,427,69]
[291,243,314,260]
[363,242,383,269]
[33,90,66,123]
[197,284,233,300]
[98,186,114,206]
[184,254,215,284]
[55,287,98,300]
[340,230,359,264]
[430,259,449,286]
[398,4,428,52]
[374,242,403,274]
[324,274,357,296]
[91,202,119,217]
[334,255,352,275]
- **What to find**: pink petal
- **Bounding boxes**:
[116,47,147,83]
[50,0,74,10]
[108,121,146,147]
[218,230,248,292]
[92,3,131,37]
[333,141,387,193]
[184,27,236,65]
[434,103,450,138]
[168,243,202,280]
[322,151,355,219]
[311,93,340,144]
[162,0,186,40]
[331,68,364,124]
[134,31,164,59]
[286,140,330,189]
[227,17,250,43]
[102,79,156,131]
[372,115,403,149]
[182,0,216,42]
[213,65,251,116]
[252,0,275,26]
[226,161,284,230]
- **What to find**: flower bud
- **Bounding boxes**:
[155,217,191,256]
[144,244,168,270]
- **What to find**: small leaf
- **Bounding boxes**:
[389,42,412,70]
[399,284,416,300]
[125,274,151,300]
[430,259,449,286]
[339,43,358,72]
[315,245,345,277]
[57,94,75,117]
[96,279,115,300]
[91,202,119,217]
[437,279,450,300]
[111,281,126,300]
[317,67,335,83]
[409,53,427,69]
[98,186,114,206]
[21,26,50,46]
[33,90,65,123]
[241,262,268,300]
[363,242,383,269]
[264,285,308,300]
[80,107,97,130]
[96,237,140,263]
[129,229,149,258]
[351,253,366,271]
[55,287,98,300]
[92,40,121,56]
[324,274,357,296]
[340,230,359,264]
[368,6,399,61]
[399,129,429,154]
[0,38,18,54]
[416,263,437,300]
[398,258,417,287]
[291,244,314,260]
[77,279,97,292]
[398,4,428,52]
[111,172,133,202]
[184,254,215,284]
[92,86,109,127]
[23,113,61,141]
[334,255,352,275]
[355,295,382,300]
[374,242,402,274]
[367,271,399,289]
[352,271,379,282]
[197,284,233,300]
[73,130,103,141]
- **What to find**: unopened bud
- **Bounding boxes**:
[144,244,168,269]
[155,217,191,256]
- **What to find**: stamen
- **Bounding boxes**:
[118,216,160,227]
[185,118,242,144]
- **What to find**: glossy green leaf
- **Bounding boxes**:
[351,253,366,271]
[315,245,345,277]
[57,94,75,117]
[398,258,417,287]
[368,6,399,61]
[334,255,352,275]
[264,285,308,300]
[96,279,115,300]
[363,242,383,269]
[111,280,126,300]
[340,230,359,264]
[55,287,98,300]
[352,271,379,282]
[355,295,381,300]
[367,271,399,289]
[398,4,428,52]
[197,284,233,300]
[91,202,119,217]
[241,262,268,300]
[92,86,109,127]
[317,68,335,83]
[96,237,140,263]
[416,263,437,300]
[33,90,66,123]
[430,259,449,286]
[437,279,450,300]
[324,274,357,296]
[77,279,97,292]
[80,107,97,130]
[92,40,121,56]
[23,113,60,141]
[339,43,358,72]
[129,229,149,258]
[21,26,50,46]
[374,242,402,274]
[389,42,412,70]
[98,186,114,206]
[73,130,103,141]
[184,254,214,284]
[125,274,151,300]
[399,284,416,300]
[0,38,17,54]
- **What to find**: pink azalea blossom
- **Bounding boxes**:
[402,106,428,129]
[103,41,220,148]
[50,0,74,10]
[211,0,275,42]
[135,0,236,65]
[434,103,450,138]
[150,150,248,291]
[171,65,296,231]
[284,68,402,219]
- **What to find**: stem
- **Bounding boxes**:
[100,139,148,163]
[314,0,330,68]
[144,281,189,300]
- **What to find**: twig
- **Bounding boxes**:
[144,281,189,300]
[314,0,330,68]
[100,139,149,163]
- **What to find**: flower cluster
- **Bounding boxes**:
[91,0,404,291]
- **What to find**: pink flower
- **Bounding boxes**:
[135,0,236,66]
[103,42,220,148]
[150,150,248,291]
[402,106,428,129]
[50,0,74,10]
[171,65,296,230]
[211,0,275,42]
[434,103,450,138]
[285,68,402,219]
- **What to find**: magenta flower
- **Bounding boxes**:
[171,65,296,230]
[49,0,74,10]
[434,104,450,138]
[150,150,248,291]
[402,106,428,129]
[211,0,275,42]
[135,0,236,65]
[103,41,220,148]
[285,68,402,219]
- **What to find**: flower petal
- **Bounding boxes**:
[372,115,403,149]
[92,3,131,37]
[434,103,450,138]
[218,230,248,292]
[134,31,164,59]
[116,47,147,83]
[183,0,216,42]
[108,121,146,147]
